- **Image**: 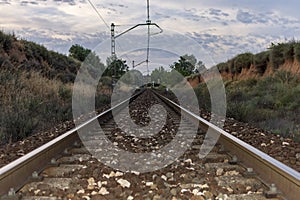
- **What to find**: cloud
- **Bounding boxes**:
[15,27,108,54]
[52,0,77,6]
[0,0,10,4]
[20,1,39,6]
[1,0,300,65]
[187,31,284,64]
[236,10,255,24]
[209,8,229,17]
[236,9,299,26]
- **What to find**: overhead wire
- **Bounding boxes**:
[146,0,151,75]
[146,25,150,75]
[87,0,110,30]
[87,0,133,66]
[87,0,158,73]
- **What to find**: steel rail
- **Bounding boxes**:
[153,91,300,200]
[0,90,144,196]
[1,89,299,199]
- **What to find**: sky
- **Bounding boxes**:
[1,0,300,68]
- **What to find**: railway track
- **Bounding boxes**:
[0,89,299,199]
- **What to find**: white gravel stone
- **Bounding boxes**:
[77,189,85,194]
[282,141,290,146]
[115,171,124,177]
[91,191,98,195]
[127,196,134,200]
[224,170,239,176]
[99,187,109,195]
[261,143,267,147]
[186,167,195,170]
[227,187,234,193]
[181,188,190,193]
[117,178,131,188]
[34,189,40,195]
[216,168,224,176]
[97,181,102,188]
[87,177,96,190]
[194,183,209,189]
[102,181,107,185]
[192,189,199,195]
[146,182,154,186]
[161,175,167,181]
[103,174,110,179]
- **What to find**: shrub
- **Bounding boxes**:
[283,42,294,60]
[95,95,110,108]
[216,62,229,73]
[194,83,211,111]
[274,70,298,85]
[226,102,249,122]
[239,78,257,88]
[253,51,269,75]
[294,43,300,62]
[233,52,253,73]
[270,43,286,69]
[58,86,72,101]
[0,31,14,53]
[0,70,74,144]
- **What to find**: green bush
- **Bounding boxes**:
[294,43,300,61]
[0,70,74,144]
[58,86,72,101]
[194,72,300,140]
[194,83,211,111]
[0,31,14,53]
[273,70,298,85]
[270,43,287,69]
[253,51,269,72]
[233,52,253,73]
[283,42,294,60]
[238,78,257,88]
[226,102,249,122]
[95,95,110,108]
[216,62,229,73]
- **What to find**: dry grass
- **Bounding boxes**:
[0,69,72,144]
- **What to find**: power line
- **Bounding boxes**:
[146,23,150,75]
[87,0,161,76]
[87,0,133,64]
[87,0,110,30]
[146,0,151,75]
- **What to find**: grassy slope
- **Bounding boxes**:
[194,42,300,141]
[0,31,110,144]
[0,31,79,144]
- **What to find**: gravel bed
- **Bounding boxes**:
[18,90,278,199]
[1,89,299,174]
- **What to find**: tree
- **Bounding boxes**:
[151,66,168,83]
[269,43,286,69]
[233,52,253,73]
[104,56,128,79]
[170,54,197,77]
[69,44,91,62]
[121,69,143,85]
[195,60,206,73]
[150,66,184,86]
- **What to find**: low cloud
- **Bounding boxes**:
[1,0,300,65]
[236,9,299,26]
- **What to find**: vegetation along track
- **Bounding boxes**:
[0,89,299,199]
